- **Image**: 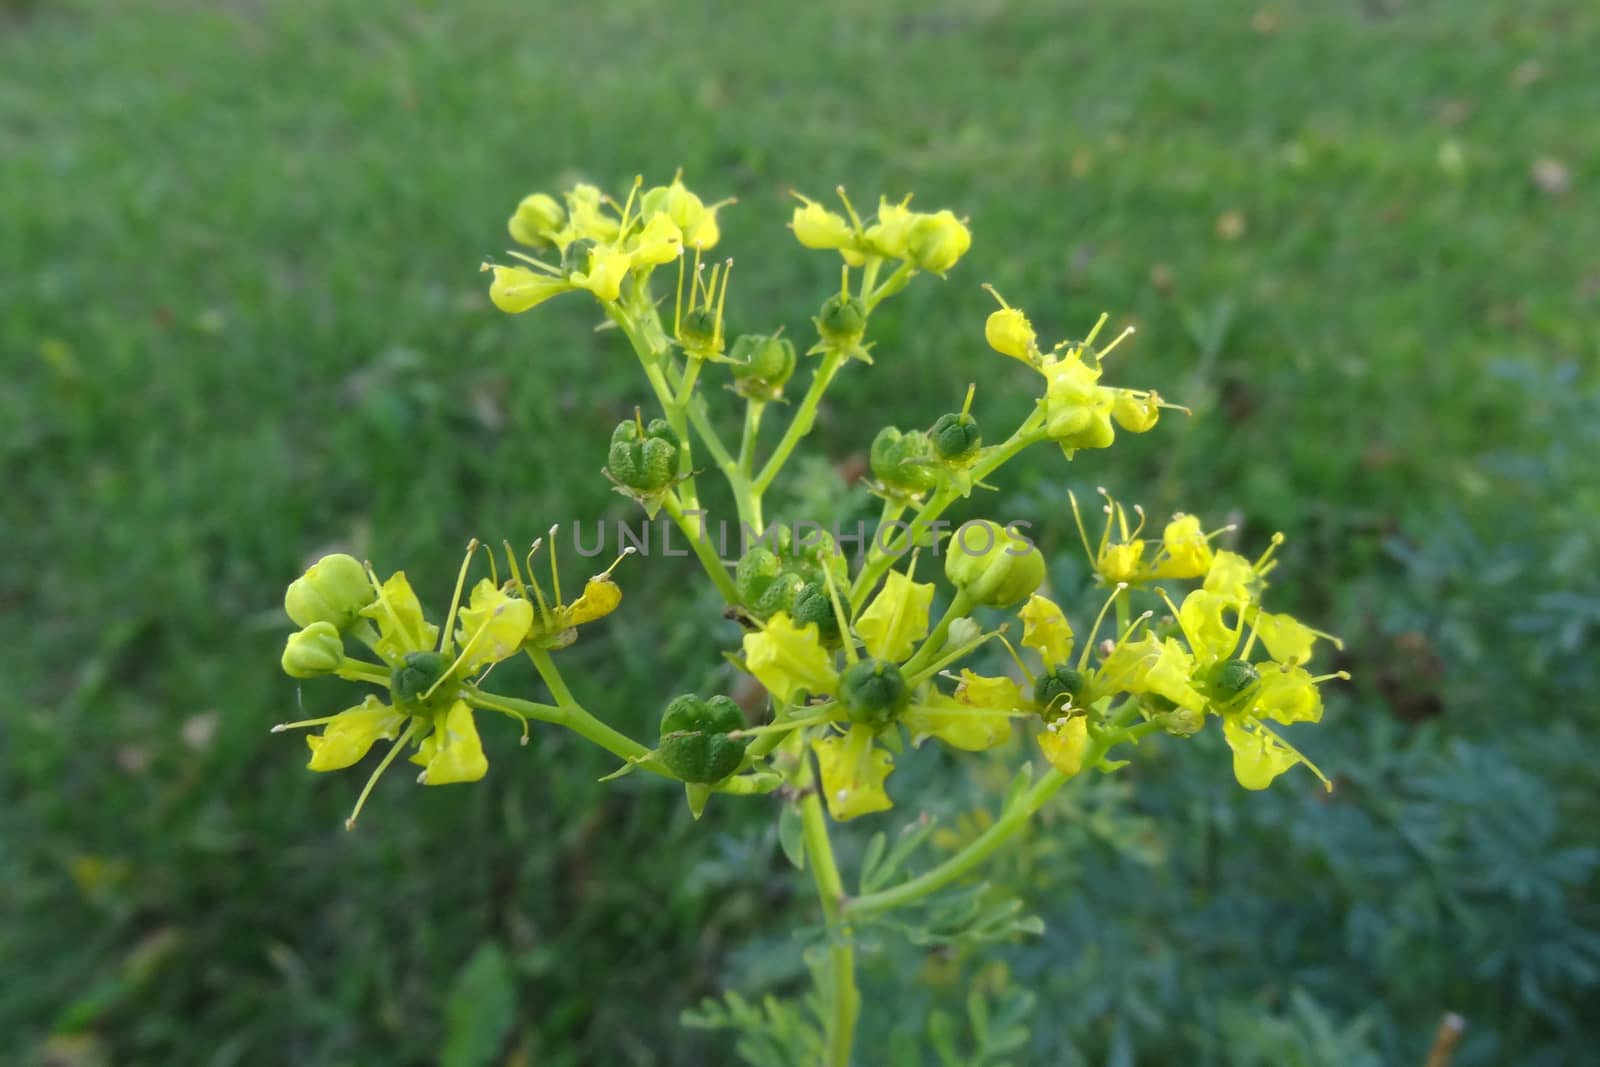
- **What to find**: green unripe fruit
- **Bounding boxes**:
[281,621,345,679]
[679,306,721,351]
[735,547,783,600]
[790,582,841,643]
[839,658,910,727]
[658,694,747,783]
[943,520,1046,608]
[929,412,982,464]
[391,650,449,704]
[730,334,797,398]
[870,426,939,495]
[608,418,681,492]
[560,237,598,276]
[1033,666,1086,712]
[284,553,377,631]
[1211,658,1261,699]
[818,292,868,345]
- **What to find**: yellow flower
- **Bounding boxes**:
[563,183,621,243]
[644,177,725,250]
[855,569,934,663]
[1018,594,1074,667]
[410,700,489,785]
[902,693,1012,751]
[1043,356,1115,451]
[1110,390,1161,433]
[1222,716,1300,790]
[985,308,1036,363]
[1203,549,1266,603]
[1037,713,1090,777]
[508,192,565,247]
[564,573,623,626]
[572,246,633,302]
[359,570,439,663]
[865,197,918,258]
[1248,664,1324,724]
[1154,514,1213,579]
[1178,589,1242,665]
[1250,609,1321,666]
[455,579,535,671]
[954,669,1027,713]
[306,696,406,772]
[742,613,838,704]
[812,724,894,820]
[628,212,684,266]
[487,265,573,314]
[790,197,855,250]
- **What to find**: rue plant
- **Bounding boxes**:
[273,174,1346,1064]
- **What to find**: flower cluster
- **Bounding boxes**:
[790,188,972,275]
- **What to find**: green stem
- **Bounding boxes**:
[899,589,973,677]
[738,399,766,531]
[752,347,846,495]
[846,730,1127,918]
[334,661,390,686]
[797,748,858,1066]
[663,492,742,605]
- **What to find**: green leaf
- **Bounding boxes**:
[778,801,806,870]
[440,940,516,1067]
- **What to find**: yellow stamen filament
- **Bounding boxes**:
[1077,583,1129,672]
[346,718,422,831]
[437,539,481,657]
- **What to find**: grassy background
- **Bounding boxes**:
[4,0,1597,1064]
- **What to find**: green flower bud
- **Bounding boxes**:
[790,581,841,644]
[607,417,681,492]
[281,621,345,678]
[870,426,939,495]
[929,412,982,465]
[838,658,910,727]
[1033,665,1085,712]
[391,650,449,705]
[818,292,867,346]
[905,210,971,274]
[285,553,377,631]
[509,192,565,247]
[1210,658,1261,699]
[658,694,747,783]
[729,333,797,399]
[944,520,1046,608]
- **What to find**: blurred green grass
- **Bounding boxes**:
[3,0,1597,1063]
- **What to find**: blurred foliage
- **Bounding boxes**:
[2,0,1597,1064]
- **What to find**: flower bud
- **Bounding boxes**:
[1111,391,1161,433]
[929,412,982,465]
[390,650,449,705]
[985,307,1036,362]
[905,210,971,274]
[285,553,377,631]
[944,520,1045,608]
[791,200,854,249]
[658,694,747,783]
[1033,665,1086,712]
[607,417,681,492]
[281,621,345,678]
[838,658,910,728]
[729,334,797,399]
[870,426,939,496]
[817,292,867,347]
[508,193,565,247]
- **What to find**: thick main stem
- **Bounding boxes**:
[797,750,858,1066]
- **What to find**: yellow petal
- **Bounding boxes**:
[1178,589,1241,665]
[791,200,853,250]
[902,693,1013,751]
[812,724,894,820]
[1252,610,1318,666]
[417,701,488,785]
[455,579,535,670]
[565,574,622,626]
[855,570,934,663]
[573,247,633,302]
[1250,665,1323,724]
[629,212,683,266]
[1222,715,1300,790]
[985,307,1036,362]
[359,570,439,661]
[488,265,572,314]
[954,669,1027,712]
[1036,714,1089,777]
[1155,514,1213,579]
[1018,594,1074,667]
[305,696,405,772]
[742,613,838,704]
[1203,550,1262,603]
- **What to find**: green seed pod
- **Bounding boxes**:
[608,418,681,492]
[818,292,868,346]
[285,553,377,631]
[870,426,939,495]
[281,621,345,679]
[1210,658,1261,699]
[729,333,797,399]
[658,694,747,783]
[735,547,784,601]
[1033,665,1086,712]
[839,658,910,727]
[679,307,720,352]
[790,581,841,643]
[560,237,598,277]
[944,520,1046,608]
[391,650,449,704]
[929,412,982,465]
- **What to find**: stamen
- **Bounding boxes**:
[980,283,1012,310]
[515,539,554,626]
[673,250,687,335]
[437,539,481,657]
[1128,504,1147,541]
[959,382,976,418]
[818,555,857,664]
[617,174,643,233]
[835,186,865,233]
[363,560,419,651]
[597,545,638,579]
[546,523,564,607]
[1081,312,1110,350]
[1067,490,1098,573]
[1077,583,1129,672]
[502,251,566,274]
[270,715,341,733]
[1096,325,1137,360]
[346,718,422,831]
